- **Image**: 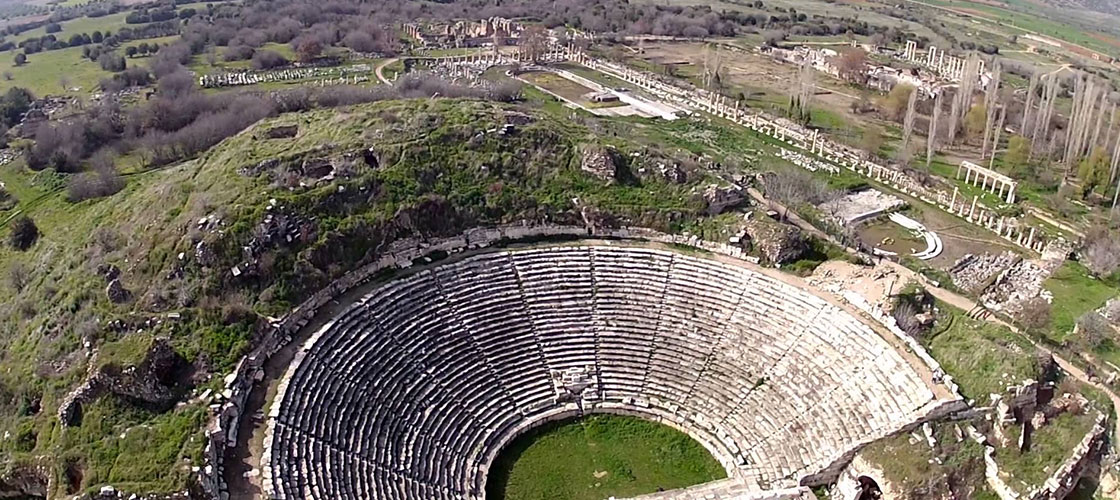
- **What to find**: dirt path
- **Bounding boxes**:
[375,58,398,85]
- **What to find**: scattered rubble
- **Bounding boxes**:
[778,147,839,175]
[820,188,905,225]
[580,146,619,183]
[199,64,371,88]
[0,465,49,499]
[1098,298,1120,323]
[949,252,1018,295]
[982,242,1069,314]
[700,184,744,215]
[743,218,806,264]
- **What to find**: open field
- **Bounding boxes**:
[8,1,218,44]
[633,0,948,45]
[620,41,876,144]
[487,415,726,500]
[9,11,130,44]
[0,44,111,95]
[911,0,1120,59]
[520,71,598,103]
[1043,261,1119,344]
[925,304,1039,401]
[0,37,178,97]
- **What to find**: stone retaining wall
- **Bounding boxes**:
[985,413,1108,500]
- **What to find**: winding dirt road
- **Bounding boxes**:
[375,58,398,85]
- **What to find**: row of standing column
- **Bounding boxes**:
[957,163,1017,204]
[564,47,1047,253]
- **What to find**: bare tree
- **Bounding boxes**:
[1076,312,1112,351]
[927,91,943,168]
[1016,297,1052,334]
[833,47,868,84]
[519,25,549,63]
[1081,225,1120,277]
[1031,74,1060,157]
[764,170,836,221]
[981,60,1001,159]
[1021,72,1039,135]
[988,105,1006,169]
[901,86,919,155]
[947,52,981,144]
[702,44,724,91]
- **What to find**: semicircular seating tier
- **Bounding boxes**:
[263,245,940,499]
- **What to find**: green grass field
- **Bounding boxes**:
[487,415,726,500]
[0,45,111,96]
[1043,261,1118,343]
[9,11,131,45]
[994,411,1098,495]
[926,304,1039,401]
[10,1,218,44]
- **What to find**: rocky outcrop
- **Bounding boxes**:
[744,219,807,264]
[105,279,131,303]
[699,184,744,215]
[0,464,49,499]
[263,125,298,139]
[579,204,618,233]
[580,146,619,183]
[58,338,186,427]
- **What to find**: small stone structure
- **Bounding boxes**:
[958,160,1018,204]
[701,184,746,215]
[821,189,905,225]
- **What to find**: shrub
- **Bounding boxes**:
[67,165,126,202]
[250,49,288,70]
[222,44,254,62]
[97,52,126,72]
[1081,226,1120,277]
[8,215,39,250]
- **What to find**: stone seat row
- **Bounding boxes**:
[264,245,935,500]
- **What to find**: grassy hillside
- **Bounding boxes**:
[0,97,719,496]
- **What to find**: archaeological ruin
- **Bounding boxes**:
[259,244,961,499]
